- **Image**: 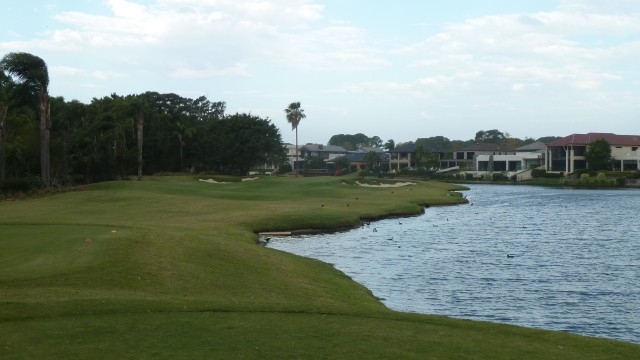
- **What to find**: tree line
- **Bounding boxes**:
[1,52,286,191]
[328,130,560,154]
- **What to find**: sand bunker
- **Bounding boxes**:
[199,178,230,184]
[355,181,416,188]
[199,177,259,184]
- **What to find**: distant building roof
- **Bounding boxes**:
[301,144,348,152]
[515,141,546,152]
[325,151,387,163]
[459,143,513,152]
[357,146,385,153]
[547,133,640,147]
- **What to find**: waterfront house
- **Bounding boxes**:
[453,143,515,171]
[545,133,640,174]
[388,142,416,172]
[474,142,545,173]
[300,144,348,160]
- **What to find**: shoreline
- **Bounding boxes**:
[257,198,467,239]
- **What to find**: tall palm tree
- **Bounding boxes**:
[284,102,305,172]
[0,70,11,183]
[1,53,50,186]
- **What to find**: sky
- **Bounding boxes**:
[2,0,639,145]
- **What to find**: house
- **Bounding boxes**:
[326,148,387,171]
[388,142,416,171]
[515,141,546,169]
[545,133,640,174]
[475,142,545,173]
[388,142,448,172]
[283,143,304,170]
[453,143,515,171]
[300,144,348,160]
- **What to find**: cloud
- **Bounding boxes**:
[50,65,85,76]
[398,5,640,97]
[559,0,640,14]
[4,0,387,79]
[170,63,251,78]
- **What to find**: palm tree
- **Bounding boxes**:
[1,53,51,186]
[0,70,12,183]
[284,102,305,172]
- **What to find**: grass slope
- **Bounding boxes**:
[0,175,638,359]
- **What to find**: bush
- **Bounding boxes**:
[492,172,509,181]
[0,177,43,193]
[277,164,292,174]
[531,168,546,178]
[580,173,590,184]
[616,178,627,187]
[596,172,606,183]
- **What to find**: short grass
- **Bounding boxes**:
[0,174,638,359]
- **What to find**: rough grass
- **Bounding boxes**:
[0,175,638,359]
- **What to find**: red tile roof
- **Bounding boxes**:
[547,133,640,147]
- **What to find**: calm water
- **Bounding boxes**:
[267,185,640,343]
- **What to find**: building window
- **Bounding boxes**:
[573,146,587,156]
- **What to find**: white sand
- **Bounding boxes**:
[199,178,230,184]
[199,177,259,184]
[355,181,416,188]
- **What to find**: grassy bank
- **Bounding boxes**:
[1,175,638,359]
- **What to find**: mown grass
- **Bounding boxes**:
[0,174,638,359]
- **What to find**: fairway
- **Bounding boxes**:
[1,175,638,359]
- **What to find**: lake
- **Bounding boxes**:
[266,184,640,344]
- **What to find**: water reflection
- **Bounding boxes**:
[267,185,640,343]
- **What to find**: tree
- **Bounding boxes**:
[1,53,51,186]
[332,155,350,171]
[585,138,612,171]
[537,136,561,144]
[384,139,395,151]
[415,136,451,152]
[475,129,505,144]
[365,151,380,170]
[0,70,14,183]
[284,102,305,173]
[206,113,285,175]
[328,133,380,149]
[369,136,383,148]
[414,142,427,168]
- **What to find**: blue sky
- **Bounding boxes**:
[2,0,639,145]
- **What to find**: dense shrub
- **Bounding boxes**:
[492,172,509,181]
[532,168,564,178]
[580,173,590,184]
[277,164,292,174]
[531,168,546,178]
[1,177,43,193]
